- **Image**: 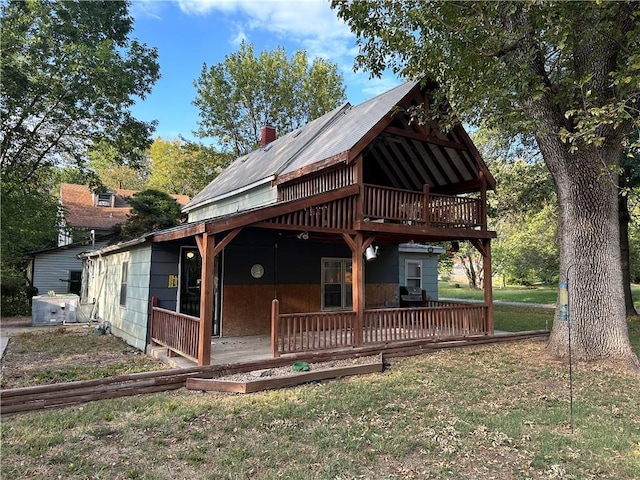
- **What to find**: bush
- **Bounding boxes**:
[1,266,33,316]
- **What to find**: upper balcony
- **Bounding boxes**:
[362,184,485,230]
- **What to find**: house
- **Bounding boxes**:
[81,80,497,364]
[25,184,188,297]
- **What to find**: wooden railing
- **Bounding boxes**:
[429,194,482,229]
[364,184,425,223]
[265,195,357,230]
[363,184,483,229]
[150,298,200,362]
[363,303,488,344]
[271,299,489,357]
[279,165,355,202]
[271,299,356,357]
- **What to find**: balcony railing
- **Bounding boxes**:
[363,184,483,229]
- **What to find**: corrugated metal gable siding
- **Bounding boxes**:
[187,183,277,222]
[32,241,110,296]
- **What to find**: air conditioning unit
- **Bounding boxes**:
[31,294,80,326]
[97,200,110,207]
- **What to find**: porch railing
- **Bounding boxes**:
[271,299,489,357]
[271,299,357,357]
[150,298,200,362]
[363,303,488,344]
[363,184,483,229]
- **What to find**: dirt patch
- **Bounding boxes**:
[1,316,167,389]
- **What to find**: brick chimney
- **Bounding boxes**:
[260,125,276,148]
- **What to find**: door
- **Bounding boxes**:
[179,248,221,336]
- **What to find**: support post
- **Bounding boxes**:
[351,233,364,347]
[271,299,280,358]
[482,238,494,334]
[480,171,488,231]
[422,184,430,226]
[197,233,215,366]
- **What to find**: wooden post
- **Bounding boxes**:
[352,233,364,347]
[422,184,430,226]
[354,154,364,221]
[271,299,280,358]
[483,238,494,335]
[197,233,215,366]
[479,171,487,231]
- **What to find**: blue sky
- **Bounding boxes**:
[129,0,402,143]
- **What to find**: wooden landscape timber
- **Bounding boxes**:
[186,354,385,393]
[0,331,549,415]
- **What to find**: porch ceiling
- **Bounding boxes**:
[363,88,495,195]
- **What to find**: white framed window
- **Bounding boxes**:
[405,259,422,288]
[119,261,128,306]
[321,258,352,310]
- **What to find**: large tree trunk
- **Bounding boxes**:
[541,142,638,369]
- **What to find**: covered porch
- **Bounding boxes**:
[148,298,492,365]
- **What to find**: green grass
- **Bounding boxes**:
[440,281,640,309]
[439,281,558,304]
[494,304,553,332]
[2,340,639,480]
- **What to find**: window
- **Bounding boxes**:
[321,258,352,310]
[119,262,128,306]
[405,260,422,288]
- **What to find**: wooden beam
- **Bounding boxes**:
[274,152,349,185]
[354,220,497,240]
[384,126,469,151]
[197,233,215,366]
[211,227,242,257]
[151,222,206,242]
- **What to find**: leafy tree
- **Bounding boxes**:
[88,140,149,191]
[193,42,346,156]
[1,170,60,314]
[334,1,640,368]
[113,190,186,242]
[0,0,160,193]
[147,137,232,197]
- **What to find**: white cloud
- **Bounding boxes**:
[172,0,402,103]
[130,0,166,20]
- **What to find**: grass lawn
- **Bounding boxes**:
[2,338,639,480]
[439,281,640,309]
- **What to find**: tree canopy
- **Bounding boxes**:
[334,1,640,368]
[146,137,232,197]
[193,42,346,157]
[113,190,186,242]
[0,0,160,192]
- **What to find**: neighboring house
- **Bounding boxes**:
[81,80,497,365]
[58,183,189,246]
[26,184,188,297]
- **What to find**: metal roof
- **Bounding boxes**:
[185,80,495,213]
[184,82,418,212]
